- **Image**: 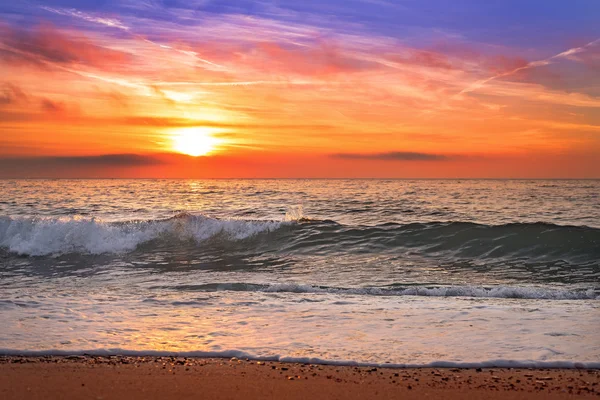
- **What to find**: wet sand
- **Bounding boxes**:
[1,356,598,399]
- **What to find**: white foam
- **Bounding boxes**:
[246,282,598,300]
[0,348,598,369]
[0,215,284,256]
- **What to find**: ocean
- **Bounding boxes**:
[0,179,598,368]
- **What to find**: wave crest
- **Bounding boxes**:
[0,214,285,256]
[176,282,598,300]
[1,214,599,260]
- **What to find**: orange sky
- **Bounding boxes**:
[1,3,599,178]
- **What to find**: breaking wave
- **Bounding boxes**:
[0,213,599,261]
[0,213,285,256]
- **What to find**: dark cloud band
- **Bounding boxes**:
[0,154,166,167]
[331,151,450,161]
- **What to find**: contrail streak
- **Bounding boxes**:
[457,38,600,96]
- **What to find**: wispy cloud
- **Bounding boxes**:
[0,23,131,68]
[40,5,225,70]
[0,1,598,177]
[40,6,130,31]
[40,98,66,113]
[0,83,27,105]
[475,80,600,108]
[458,38,600,96]
[152,80,316,87]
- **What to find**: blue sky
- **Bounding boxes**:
[3,1,599,50]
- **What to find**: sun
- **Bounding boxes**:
[171,127,222,157]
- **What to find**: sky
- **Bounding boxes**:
[0,0,599,178]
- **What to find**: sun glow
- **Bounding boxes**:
[171,128,222,156]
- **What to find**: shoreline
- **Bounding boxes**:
[2,350,599,370]
[1,356,598,399]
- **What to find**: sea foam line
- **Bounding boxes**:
[1,348,598,369]
[189,282,599,300]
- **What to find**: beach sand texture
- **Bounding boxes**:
[1,356,599,399]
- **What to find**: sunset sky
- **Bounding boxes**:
[1,0,599,178]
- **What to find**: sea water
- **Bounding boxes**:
[0,179,599,367]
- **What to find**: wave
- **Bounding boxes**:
[1,214,599,261]
[279,220,600,263]
[0,213,285,256]
[173,282,599,300]
[0,348,598,369]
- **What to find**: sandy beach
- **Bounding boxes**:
[1,356,598,399]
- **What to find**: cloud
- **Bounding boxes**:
[458,37,600,96]
[0,154,166,168]
[385,49,455,70]
[0,84,71,114]
[40,98,67,113]
[474,80,600,108]
[40,6,226,71]
[331,151,451,161]
[0,83,27,106]
[249,41,379,77]
[569,43,600,71]
[101,116,333,131]
[0,23,131,68]
[40,6,130,31]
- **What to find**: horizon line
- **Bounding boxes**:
[1,177,598,181]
